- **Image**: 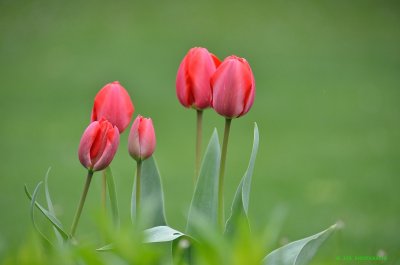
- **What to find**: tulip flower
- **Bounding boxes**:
[91,81,134,133]
[211,55,255,230]
[78,119,120,172]
[128,115,156,161]
[176,47,220,110]
[176,47,221,183]
[72,119,120,237]
[128,115,156,218]
[211,55,255,119]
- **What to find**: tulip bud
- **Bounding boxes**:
[78,119,120,172]
[176,47,221,110]
[128,115,156,161]
[91,81,134,133]
[211,55,255,118]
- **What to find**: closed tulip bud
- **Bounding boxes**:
[176,47,221,110]
[78,119,120,172]
[128,115,156,161]
[211,55,255,118]
[91,81,134,133]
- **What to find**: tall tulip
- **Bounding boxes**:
[176,47,221,183]
[72,119,120,237]
[128,115,156,219]
[211,55,255,230]
[91,81,134,133]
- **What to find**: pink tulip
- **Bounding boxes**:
[78,119,120,172]
[91,81,134,133]
[128,115,156,161]
[211,55,255,118]
[176,47,221,110]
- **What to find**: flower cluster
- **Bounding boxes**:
[176,47,255,118]
[78,81,156,173]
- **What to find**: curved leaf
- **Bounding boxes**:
[225,123,259,235]
[105,166,120,229]
[186,129,220,237]
[44,168,64,245]
[262,224,337,265]
[144,226,185,243]
[29,181,51,246]
[131,156,167,228]
[25,184,69,240]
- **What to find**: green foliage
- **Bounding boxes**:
[225,123,259,236]
[263,224,337,265]
[131,156,167,228]
[186,129,220,237]
[104,167,120,229]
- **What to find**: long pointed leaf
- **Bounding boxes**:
[262,224,337,265]
[131,156,167,228]
[25,184,69,240]
[105,166,120,229]
[30,181,52,246]
[44,168,64,244]
[186,129,220,238]
[225,123,259,235]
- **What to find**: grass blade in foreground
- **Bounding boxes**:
[25,184,70,240]
[225,123,259,235]
[131,156,167,228]
[105,166,120,229]
[262,224,337,265]
[186,129,220,237]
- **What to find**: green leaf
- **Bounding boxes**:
[29,181,52,246]
[262,224,337,265]
[144,226,185,243]
[131,156,167,228]
[105,166,120,229]
[225,123,259,235]
[186,129,220,237]
[25,184,70,240]
[44,168,64,244]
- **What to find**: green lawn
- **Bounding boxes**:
[0,0,399,263]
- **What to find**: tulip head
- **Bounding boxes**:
[211,55,255,119]
[78,119,120,172]
[91,81,134,133]
[176,47,221,110]
[128,115,156,161]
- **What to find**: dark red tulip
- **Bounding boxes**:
[128,115,156,161]
[176,47,221,110]
[211,56,255,118]
[91,81,134,133]
[78,119,120,172]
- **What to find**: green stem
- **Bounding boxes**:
[70,170,93,237]
[136,160,142,220]
[195,110,203,185]
[218,118,232,231]
[102,170,107,212]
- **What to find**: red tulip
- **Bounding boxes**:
[78,119,120,172]
[176,47,221,110]
[211,55,255,118]
[91,81,134,133]
[128,115,156,161]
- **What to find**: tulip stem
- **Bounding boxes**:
[136,160,142,220]
[218,118,232,231]
[101,170,107,212]
[195,110,203,185]
[71,170,93,237]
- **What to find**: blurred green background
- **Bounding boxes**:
[0,0,399,263]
